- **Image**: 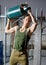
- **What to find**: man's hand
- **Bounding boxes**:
[21,2,28,7]
[7,18,15,23]
[27,10,30,14]
[27,10,32,15]
[7,18,9,21]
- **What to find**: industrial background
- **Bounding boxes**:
[0,0,46,65]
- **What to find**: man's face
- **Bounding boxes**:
[23,16,31,27]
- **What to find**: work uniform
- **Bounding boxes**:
[10,27,30,65]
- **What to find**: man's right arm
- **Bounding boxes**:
[5,19,18,34]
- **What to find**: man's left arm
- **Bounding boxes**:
[28,11,37,35]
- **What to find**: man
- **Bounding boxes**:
[5,9,37,65]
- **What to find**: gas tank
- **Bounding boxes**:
[7,5,31,19]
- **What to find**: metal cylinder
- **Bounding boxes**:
[7,5,31,19]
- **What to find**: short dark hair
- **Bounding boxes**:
[24,13,30,18]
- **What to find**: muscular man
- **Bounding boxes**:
[5,10,37,65]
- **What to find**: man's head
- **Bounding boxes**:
[23,15,31,28]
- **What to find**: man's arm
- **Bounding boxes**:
[5,19,18,34]
[28,11,37,34]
